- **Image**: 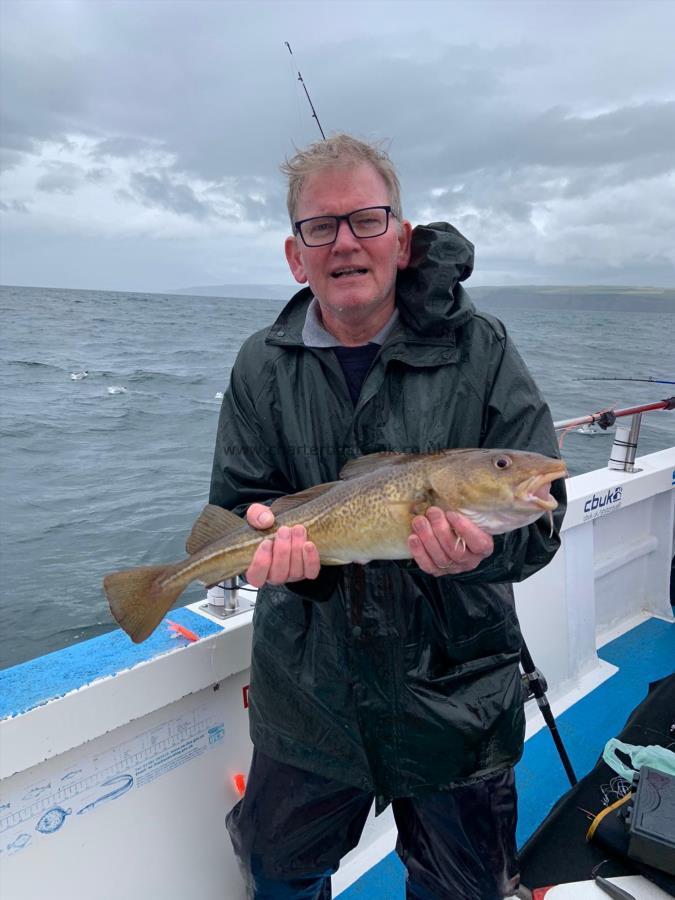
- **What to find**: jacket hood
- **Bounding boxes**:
[395,222,475,337]
[267,221,476,344]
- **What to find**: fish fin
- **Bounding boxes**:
[387,496,434,516]
[104,562,184,643]
[270,483,339,515]
[339,452,425,480]
[186,504,244,555]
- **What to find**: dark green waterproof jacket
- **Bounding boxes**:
[210,223,566,811]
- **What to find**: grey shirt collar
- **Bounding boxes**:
[301,296,399,348]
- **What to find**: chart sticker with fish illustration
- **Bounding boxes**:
[0,705,225,858]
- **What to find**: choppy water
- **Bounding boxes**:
[1,285,673,669]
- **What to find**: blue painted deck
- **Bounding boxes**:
[339,616,675,899]
[0,607,223,720]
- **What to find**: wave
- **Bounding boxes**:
[4,359,65,373]
[124,368,207,385]
[2,361,210,387]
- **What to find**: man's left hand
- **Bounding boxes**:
[408,508,493,576]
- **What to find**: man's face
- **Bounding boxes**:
[285,163,412,328]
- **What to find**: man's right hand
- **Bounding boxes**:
[245,503,321,588]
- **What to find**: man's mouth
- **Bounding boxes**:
[330,267,368,279]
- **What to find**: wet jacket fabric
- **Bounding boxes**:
[210,222,566,812]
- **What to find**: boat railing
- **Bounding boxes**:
[554,396,674,473]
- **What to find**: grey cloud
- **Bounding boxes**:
[398,99,675,242]
[90,136,161,160]
[0,147,26,173]
[507,102,675,169]
[122,169,286,225]
[2,3,673,190]
[400,101,675,195]
[36,161,85,194]
[205,176,288,224]
[0,7,554,182]
[0,198,29,213]
[86,167,113,184]
[127,171,215,220]
[2,0,675,289]
[0,44,90,153]
[560,153,675,200]
[473,253,675,288]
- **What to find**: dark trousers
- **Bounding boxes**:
[227,750,520,900]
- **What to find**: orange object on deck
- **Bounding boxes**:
[166,620,200,642]
[233,773,246,797]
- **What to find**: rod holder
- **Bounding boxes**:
[204,578,240,618]
[608,413,642,473]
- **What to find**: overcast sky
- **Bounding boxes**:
[1,0,674,292]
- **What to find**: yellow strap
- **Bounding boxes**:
[586,791,632,841]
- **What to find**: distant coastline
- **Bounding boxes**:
[169,282,675,312]
[169,283,296,300]
[468,285,675,313]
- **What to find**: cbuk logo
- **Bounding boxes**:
[583,485,623,518]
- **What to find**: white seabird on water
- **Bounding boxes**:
[107,386,127,395]
[70,370,89,380]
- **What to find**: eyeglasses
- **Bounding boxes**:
[294,206,395,247]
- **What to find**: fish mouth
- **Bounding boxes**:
[515,464,568,511]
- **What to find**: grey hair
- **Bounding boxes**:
[280,133,403,227]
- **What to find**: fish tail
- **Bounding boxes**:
[104,562,185,644]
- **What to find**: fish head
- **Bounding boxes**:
[430,449,568,534]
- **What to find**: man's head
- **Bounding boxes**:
[282,133,403,226]
[282,134,412,344]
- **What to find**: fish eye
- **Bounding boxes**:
[494,455,512,469]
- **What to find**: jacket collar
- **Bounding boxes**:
[266,222,475,367]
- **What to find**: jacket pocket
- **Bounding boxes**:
[402,579,522,683]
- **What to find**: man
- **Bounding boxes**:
[210,134,566,899]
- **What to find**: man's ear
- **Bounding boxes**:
[285,235,308,284]
[396,219,413,270]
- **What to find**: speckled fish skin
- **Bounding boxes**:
[104,448,567,643]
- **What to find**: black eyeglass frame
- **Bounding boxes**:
[294,205,396,247]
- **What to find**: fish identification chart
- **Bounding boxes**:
[0,703,225,859]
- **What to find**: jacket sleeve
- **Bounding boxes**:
[209,343,337,600]
[209,343,295,516]
[452,327,566,585]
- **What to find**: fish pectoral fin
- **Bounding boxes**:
[270,482,339,515]
[186,504,244,555]
[388,491,435,518]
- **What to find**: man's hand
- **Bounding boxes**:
[408,508,493,577]
[245,503,321,588]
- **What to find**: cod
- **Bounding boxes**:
[104,448,567,643]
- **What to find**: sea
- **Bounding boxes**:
[1,284,673,670]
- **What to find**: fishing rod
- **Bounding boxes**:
[553,397,675,433]
[284,41,326,140]
[521,639,577,786]
[577,376,675,385]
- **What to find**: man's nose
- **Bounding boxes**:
[332,218,361,251]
